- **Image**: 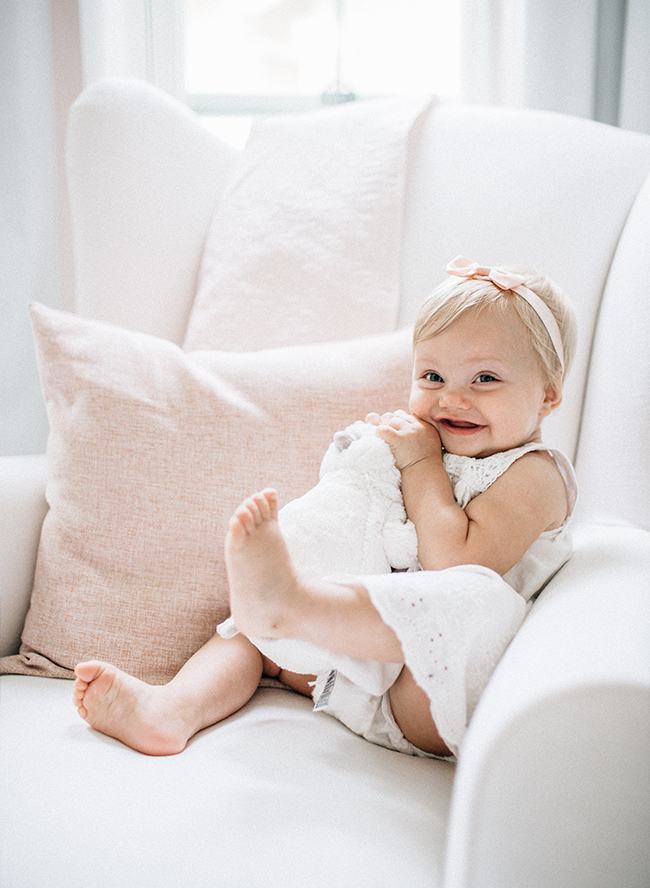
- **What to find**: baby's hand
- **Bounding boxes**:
[365,411,442,471]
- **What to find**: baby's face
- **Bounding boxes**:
[409,308,560,458]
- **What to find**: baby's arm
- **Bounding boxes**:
[368,412,568,576]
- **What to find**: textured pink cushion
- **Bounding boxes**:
[0,305,412,683]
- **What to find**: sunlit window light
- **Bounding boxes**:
[184,0,462,149]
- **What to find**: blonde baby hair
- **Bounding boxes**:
[414,261,578,383]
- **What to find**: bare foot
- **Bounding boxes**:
[73,661,195,756]
[225,488,305,638]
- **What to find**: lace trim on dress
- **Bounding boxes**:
[442,442,572,511]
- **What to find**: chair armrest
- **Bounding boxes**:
[0,455,49,656]
[444,523,650,888]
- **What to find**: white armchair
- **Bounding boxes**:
[1,79,648,888]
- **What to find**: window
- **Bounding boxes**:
[184,0,462,147]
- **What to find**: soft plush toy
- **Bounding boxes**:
[278,419,419,577]
[218,421,418,691]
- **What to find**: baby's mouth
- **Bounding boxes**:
[438,419,486,433]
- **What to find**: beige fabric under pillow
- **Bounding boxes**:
[0,305,412,684]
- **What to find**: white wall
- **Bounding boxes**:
[0,0,83,457]
[0,1,60,456]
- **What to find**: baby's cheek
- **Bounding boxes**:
[408,385,428,416]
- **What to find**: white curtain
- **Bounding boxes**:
[0,0,182,458]
[619,0,650,134]
[461,0,650,135]
[0,0,60,457]
[77,0,184,97]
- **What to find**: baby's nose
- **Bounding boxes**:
[439,387,471,409]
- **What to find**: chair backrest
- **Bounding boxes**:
[67,78,238,346]
[397,104,650,530]
[573,176,650,530]
[67,80,650,530]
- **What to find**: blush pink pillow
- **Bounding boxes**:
[0,305,412,684]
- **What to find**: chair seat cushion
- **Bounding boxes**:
[0,677,454,888]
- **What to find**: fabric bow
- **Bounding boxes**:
[446,256,526,292]
[444,256,565,373]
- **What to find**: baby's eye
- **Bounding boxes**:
[476,373,498,383]
[424,372,443,383]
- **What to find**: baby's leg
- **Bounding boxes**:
[389,666,452,757]
[73,633,264,755]
[226,490,452,756]
[225,488,403,663]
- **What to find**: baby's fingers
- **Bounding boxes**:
[366,411,401,426]
[375,423,403,444]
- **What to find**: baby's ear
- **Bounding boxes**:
[540,374,563,416]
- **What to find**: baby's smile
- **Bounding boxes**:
[438,418,484,429]
[436,418,487,440]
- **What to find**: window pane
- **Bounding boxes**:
[340,0,461,98]
[185,0,462,99]
[185,0,338,96]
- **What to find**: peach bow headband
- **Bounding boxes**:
[446,256,565,373]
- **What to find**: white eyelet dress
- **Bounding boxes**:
[222,441,577,759]
[348,442,578,758]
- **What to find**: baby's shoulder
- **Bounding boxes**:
[507,443,573,490]
[491,447,569,528]
[506,446,564,481]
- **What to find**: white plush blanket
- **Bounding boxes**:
[279,420,418,576]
